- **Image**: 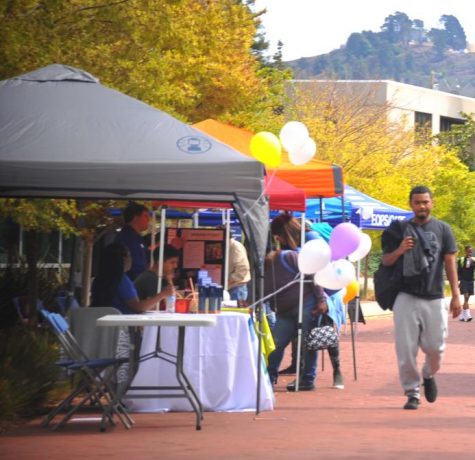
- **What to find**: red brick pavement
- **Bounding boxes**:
[1,314,475,460]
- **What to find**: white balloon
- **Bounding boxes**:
[279,121,309,153]
[314,259,356,290]
[298,239,332,274]
[348,233,372,262]
[288,137,316,165]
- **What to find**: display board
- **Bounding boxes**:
[167,228,225,286]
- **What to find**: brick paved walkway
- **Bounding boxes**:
[1,310,475,460]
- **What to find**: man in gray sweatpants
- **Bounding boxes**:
[381,185,461,410]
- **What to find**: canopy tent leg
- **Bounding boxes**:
[294,213,307,392]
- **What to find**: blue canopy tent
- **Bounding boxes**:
[306,185,413,230]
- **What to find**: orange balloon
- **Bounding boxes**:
[343,280,359,303]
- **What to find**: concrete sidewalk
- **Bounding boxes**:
[1,307,475,460]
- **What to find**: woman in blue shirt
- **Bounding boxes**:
[91,242,173,314]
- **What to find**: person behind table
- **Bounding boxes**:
[457,245,474,322]
[228,235,251,301]
[116,201,150,281]
[134,244,180,307]
[90,242,172,314]
[381,185,461,410]
[270,213,344,389]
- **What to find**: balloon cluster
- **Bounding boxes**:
[297,223,372,303]
[249,121,316,168]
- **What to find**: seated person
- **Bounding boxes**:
[134,244,180,307]
[90,242,173,314]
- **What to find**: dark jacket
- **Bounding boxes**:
[264,250,325,315]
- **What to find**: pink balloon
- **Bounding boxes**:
[329,223,362,261]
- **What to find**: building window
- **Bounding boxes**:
[414,111,432,143]
[440,116,465,132]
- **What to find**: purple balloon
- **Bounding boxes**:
[329,223,362,261]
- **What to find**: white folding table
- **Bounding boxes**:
[125,312,275,413]
[96,313,217,430]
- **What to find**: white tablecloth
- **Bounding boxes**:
[124,312,274,412]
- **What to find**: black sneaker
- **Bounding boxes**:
[278,365,297,375]
[287,380,315,392]
[423,377,437,403]
[403,396,420,410]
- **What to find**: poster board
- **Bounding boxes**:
[167,228,225,286]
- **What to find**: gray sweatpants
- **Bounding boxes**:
[393,292,448,399]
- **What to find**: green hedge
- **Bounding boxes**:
[0,327,59,421]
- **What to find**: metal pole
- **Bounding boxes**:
[223,209,231,292]
[294,213,306,392]
[157,207,167,294]
[255,276,264,415]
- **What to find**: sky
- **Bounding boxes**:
[253,0,475,61]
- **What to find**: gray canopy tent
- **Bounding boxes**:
[0,64,268,269]
[0,64,270,410]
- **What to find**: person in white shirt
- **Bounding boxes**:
[228,237,251,301]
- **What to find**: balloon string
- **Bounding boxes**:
[242,168,277,218]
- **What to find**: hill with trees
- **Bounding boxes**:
[287,12,475,98]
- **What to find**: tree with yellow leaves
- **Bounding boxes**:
[285,80,475,246]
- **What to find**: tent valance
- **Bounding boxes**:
[307,185,413,230]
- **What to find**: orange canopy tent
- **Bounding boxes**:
[193,119,306,211]
[193,119,344,199]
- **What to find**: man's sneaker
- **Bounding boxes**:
[465,309,473,322]
[403,396,420,410]
[423,377,437,403]
[278,365,297,375]
[286,380,315,392]
[460,309,473,322]
[332,370,344,389]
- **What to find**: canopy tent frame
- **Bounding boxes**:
[0,64,271,414]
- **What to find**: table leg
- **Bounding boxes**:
[175,326,203,430]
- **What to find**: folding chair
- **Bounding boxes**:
[54,291,80,315]
[41,310,133,431]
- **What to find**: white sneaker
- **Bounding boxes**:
[465,309,473,322]
[459,311,466,322]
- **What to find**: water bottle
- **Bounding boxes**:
[208,284,218,314]
[216,285,223,313]
[197,270,208,285]
[198,285,207,313]
[165,294,176,313]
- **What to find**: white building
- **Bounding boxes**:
[290,79,475,136]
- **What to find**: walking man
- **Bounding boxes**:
[457,245,474,322]
[381,185,461,410]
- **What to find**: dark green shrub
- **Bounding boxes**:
[0,264,66,329]
[0,327,59,420]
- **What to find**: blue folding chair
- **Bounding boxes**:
[41,310,133,431]
[54,291,80,315]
